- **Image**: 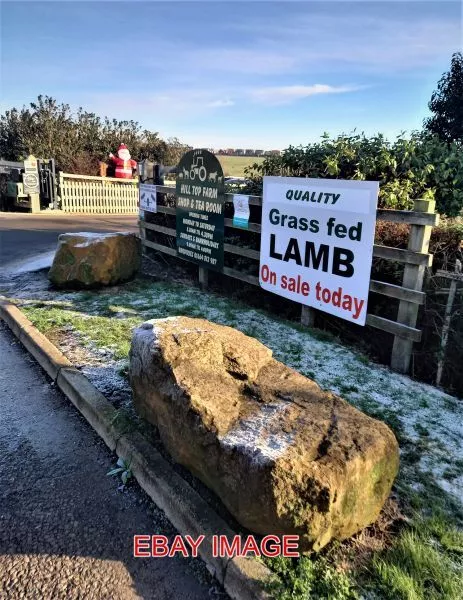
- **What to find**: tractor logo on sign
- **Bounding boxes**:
[177,149,224,184]
[189,155,207,182]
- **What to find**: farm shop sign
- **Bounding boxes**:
[259,176,379,325]
[23,155,40,194]
[176,149,225,271]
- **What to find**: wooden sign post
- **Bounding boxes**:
[175,149,225,289]
[435,269,463,387]
[390,199,435,373]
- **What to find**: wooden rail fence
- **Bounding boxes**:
[58,172,138,213]
[140,185,439,373]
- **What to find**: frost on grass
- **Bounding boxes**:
[7,270,463,507]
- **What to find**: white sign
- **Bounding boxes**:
[139,184,157,213]
[23,155,39,194]
[233,194,250,228]
[259,176,379,325]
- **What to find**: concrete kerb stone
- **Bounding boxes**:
[115,432,270,598]
[0,300,273,600]
[116,430,233,585]
[56,367,121,452]
[0,301,120,450]
[0,300,32,342]
[0,301,72,380]
[19,327,72,381]
[225,556,272,600]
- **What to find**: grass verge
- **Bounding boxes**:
[216,155,264,177]
[9,274,463,600]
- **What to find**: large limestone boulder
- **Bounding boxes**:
[48,232,140,289]
[129,317,399,550]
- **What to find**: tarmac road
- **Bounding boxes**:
[0,321,218,599]
[0,212,138,271]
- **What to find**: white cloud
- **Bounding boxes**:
[250,84,362,105]
[80,89,239,124]
[188,48,298,75]
[231,11,461,74]
[207,99,235,108]
[77,81,362,123]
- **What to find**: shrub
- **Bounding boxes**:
[429,220,463,271]
[373,220,463,285]
[0,95,190,173]
[245,132,463,217]
[66,151,101,176]
[266,555,358,600]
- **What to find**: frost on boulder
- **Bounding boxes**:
[129,316,400,551]
[48,232,140,289]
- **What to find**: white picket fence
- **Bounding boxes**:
[58,172,138,213]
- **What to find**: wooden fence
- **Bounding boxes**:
[58,172,138,213]
[140,185,439,373]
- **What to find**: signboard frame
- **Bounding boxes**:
[22,155,40,195]
[139,183,157,214]
[259,176,379,325]
[175,149,225,272]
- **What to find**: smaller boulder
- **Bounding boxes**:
[48,232,140,289]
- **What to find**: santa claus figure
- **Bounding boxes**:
[109,143,137,179]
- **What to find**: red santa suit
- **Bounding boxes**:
[109,143,137,179]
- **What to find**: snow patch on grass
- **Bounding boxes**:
[12,271,463,507]
[82,362,131,407]
[0,251,56,275]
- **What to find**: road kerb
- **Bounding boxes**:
[225,556,273,600]
[57,367,121,452]
[0,300,272,600]
[116,430,232,585]
[0,300,72,380]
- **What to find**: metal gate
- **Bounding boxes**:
[37,158,57,208]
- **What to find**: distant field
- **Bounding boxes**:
[216,155,264,177]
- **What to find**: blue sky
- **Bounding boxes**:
[1,1,462,149]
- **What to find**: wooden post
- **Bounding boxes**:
[435,270,462,386]
[199,266,208,291]
[391,199,435,373]
[139,208,146,241]
[29,192,41,213]
[301,305,316,327]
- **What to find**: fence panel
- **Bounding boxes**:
[58,172,138,214]
[140,185,438,373]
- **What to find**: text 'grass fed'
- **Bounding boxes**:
[259,177,379,325]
